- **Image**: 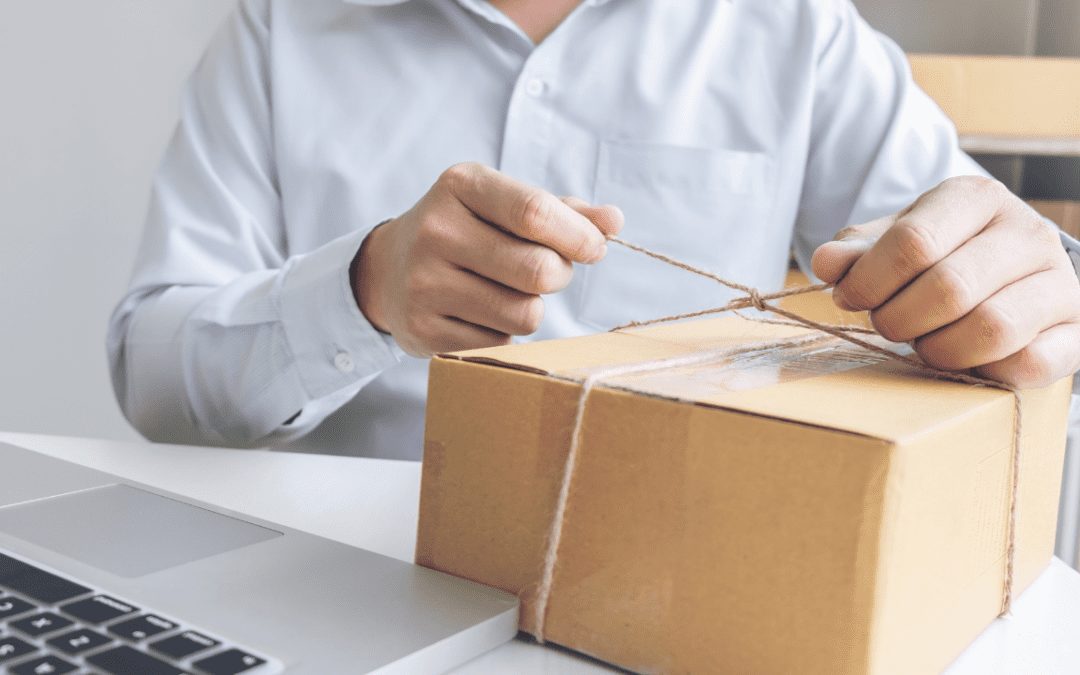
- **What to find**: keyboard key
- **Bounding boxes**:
[11,612,73,637]
[59,595,137,624]
[9,654,77,675]
[193,648,266,674]
[0,554,90,604]
[109,614,177,642]
[46,627,112,655]
[150,630,219,659]
[86,645,186,675]
[0,635,36,662]
[0,595,36,619]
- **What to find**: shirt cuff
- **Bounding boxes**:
[278,227,401,400]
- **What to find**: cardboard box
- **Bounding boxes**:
[909,54,1080,137]
[780,269,873,329]
[417,317,1070,674]
[1029,199,1080,239]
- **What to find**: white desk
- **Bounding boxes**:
[2,431,1078,674]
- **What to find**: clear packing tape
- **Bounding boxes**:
[566,332,914,401]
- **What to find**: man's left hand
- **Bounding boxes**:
[812,176,1080,388]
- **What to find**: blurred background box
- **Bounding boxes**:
[853,0,1080,200]
[908,55,1080,139]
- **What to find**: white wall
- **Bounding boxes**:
[0,1,235,441]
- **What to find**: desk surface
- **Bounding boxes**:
[2,431,1078,674]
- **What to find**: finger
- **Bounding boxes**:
[431,269,545,336]
[835,176,1012,311]
[560,196,625,237]
[440,214,573,294]
[913,268,1080,370]
[870,220,1059,342]
[811,214,895,285]
[441,163,607,263]
[425,316,512,355]
[976,321,1080,389]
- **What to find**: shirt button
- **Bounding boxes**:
[334,352,355,374]
[524,77,546,97]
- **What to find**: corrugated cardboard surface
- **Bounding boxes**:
[417,317,1070,674]
[909,54,1080,137]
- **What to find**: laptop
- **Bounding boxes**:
[0,442,519,674]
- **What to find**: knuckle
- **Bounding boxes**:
[567,233,598,262]
[912,337,954,371]
[415,211,449,246]
[972,300,1019,356]
[869,309,906,342]
[933,264,976,317]
[509,297,545,334]
[1009,346,1055,389]
[523,296,545,332]
[516,189,555,238]
[438,162,476,193]
[836,278,875,310]
[523,247,566,293]
[891,216,941,275]
[405,268,445,302]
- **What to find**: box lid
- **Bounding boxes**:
[443,316,1009,442]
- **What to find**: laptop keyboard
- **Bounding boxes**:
[0,551,271,674]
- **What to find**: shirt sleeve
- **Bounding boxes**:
[106,0,400,448]
[791,0,991,275]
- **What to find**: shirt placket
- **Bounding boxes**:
[499,56,557,185]
[455,0,582,187]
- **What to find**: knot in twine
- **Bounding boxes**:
[529,236,1023,643]
[748,288,766,312]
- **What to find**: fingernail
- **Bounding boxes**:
[830,238,862,250]
[596,243,608,260]
[832,287,856,311]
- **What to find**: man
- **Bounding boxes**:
[108,0,1080,458]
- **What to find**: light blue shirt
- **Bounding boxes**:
[107,0,983,458]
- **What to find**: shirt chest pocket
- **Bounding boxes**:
[577,140,777,329]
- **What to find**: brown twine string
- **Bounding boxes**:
[530,236,1022,643]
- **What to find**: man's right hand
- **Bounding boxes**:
[353,162,623,356]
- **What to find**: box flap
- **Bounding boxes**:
[443,316,1008,442]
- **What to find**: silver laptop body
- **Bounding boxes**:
[0,442,518,674]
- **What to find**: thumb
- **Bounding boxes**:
[811,214,895,284]
[561,196,625,238]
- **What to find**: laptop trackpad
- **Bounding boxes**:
[0,484,281,577]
